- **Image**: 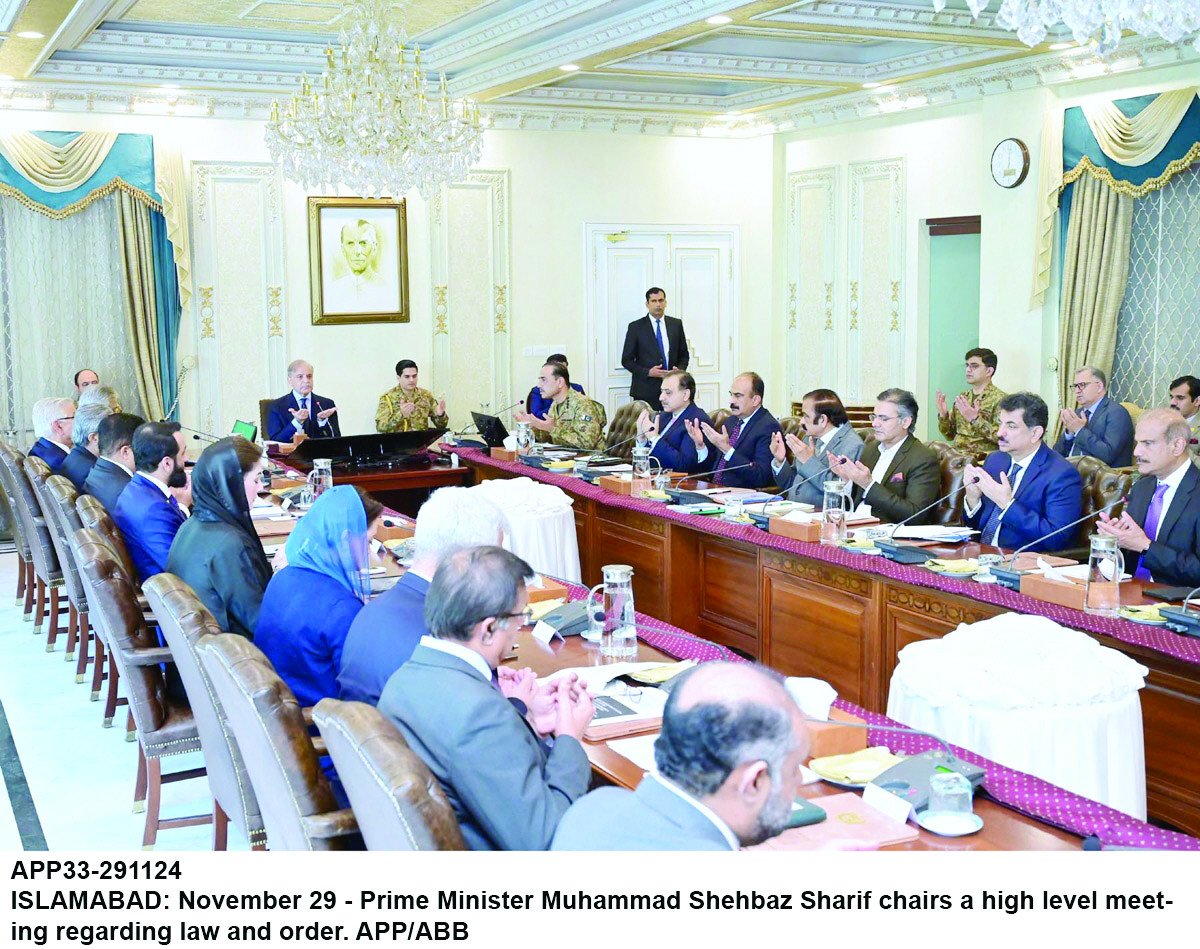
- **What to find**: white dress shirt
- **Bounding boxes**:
[696,407,760,466]
[870,434,908,487]
[771,425,838,476]
[292,389,330,430]
[418,634,492,683]
[646,773,739,850]
[51,440,72,455]
[108,458,133,477]
[651,408,685,447]
[134,470,189,516]
[1152,458,1192,529]
[648,315,670,366]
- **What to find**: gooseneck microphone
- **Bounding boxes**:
[882,475,982,538]
[1003,494,1127,568]
[178,425,223,442]
[677,461,755,486]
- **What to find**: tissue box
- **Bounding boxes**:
[1020,573,1086,610]
[804,708,868,760]
[526,576,569,604]
[598,474,635,495]
[490,448,518,462]
[375,521,415,543]
[769,517,822,543]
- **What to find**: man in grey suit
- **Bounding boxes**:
[1053,365,1133,467]
[552,663,810,851]
[769,388,864,505]
[378,546,595,850]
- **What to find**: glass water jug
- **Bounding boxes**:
[514,420,534,455]
[302,458,333,506]
[1083,533,1124,616]
[821,479,850,546]
[587,564,638,659]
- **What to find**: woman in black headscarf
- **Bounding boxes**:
[167,437,273,638]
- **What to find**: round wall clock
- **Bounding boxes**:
[991,138,1030,189]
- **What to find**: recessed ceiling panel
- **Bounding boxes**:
[552,73,758,98]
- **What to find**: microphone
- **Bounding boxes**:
[179,425,222,442]
[676,461,755,486]
[869,476,982,564]
[493,398,525,417]
[884,476,982,538]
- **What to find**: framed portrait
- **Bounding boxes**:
[308,196,409,325]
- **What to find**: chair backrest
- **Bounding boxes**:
[1066,455,1135,547]
[1120,401,1145,425]
[710,408,732,433]
[74,528,169,736]
[927,441,973,526]
[143,574,265,848]
[195,633,353,851]
[76,494,138,587]
[777,416,805,462]
[313,698,466,851]
[36,474,88,606]
[0,443,32,561]
[605,400,650,460]
[259,400,273,441]
[8,453,60,582]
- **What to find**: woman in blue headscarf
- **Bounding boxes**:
[255,484,384,708]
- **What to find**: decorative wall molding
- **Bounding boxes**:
[189,160,286,434]
[759,0,1016,40]
[785,166,838,402]
[428,169,512,411]
[847,157,904,403]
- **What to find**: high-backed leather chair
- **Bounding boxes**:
[5,452,65,638]
[1121,401,1145,425]
[1058,456,1137,559]
[778,416,805,463]
[605,399,650,460]
[76,494,138,587]
[37,475,95,678]
[144,574,267,851]
[75,530,211,848]
[0,443,35,617]
[259,399,273,442]
[195,634,360,851]
[313,698,466,851]
[927,441,973,526]
[710,408,732,433]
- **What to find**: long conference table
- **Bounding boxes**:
[453,447,1200,838]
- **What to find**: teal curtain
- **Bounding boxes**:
[0,131,160,209]
[1063,93,1200,189]
[151,210,180,419]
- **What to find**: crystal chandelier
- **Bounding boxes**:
[265,0,483,200]
[935,1,1200,54]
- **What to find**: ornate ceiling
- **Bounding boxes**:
[0,1,1196,133]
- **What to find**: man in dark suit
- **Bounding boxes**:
[1098,408,1200,587]
[684,372,780,488]
[60,403,111,491]
[829,388,941,524]
[73,368,100,400]
[770,388,865,506]
[27,397,75,471]
[963,392,1083,552]
[265,359,341,443]
[111,421,189,583]
[83,412,144,511]
[620,287,689,411]
[1053,365,1133,467]
[637,370,710,474]
[379,546,594,850]
[553,662,810,851]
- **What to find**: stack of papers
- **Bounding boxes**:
[891,525,978,543]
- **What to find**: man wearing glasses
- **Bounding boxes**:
[828,388,941,525]
[1053,366,1133,467]
[28,397,76,472]
[936,348,1006,458]
[379,546,595,850]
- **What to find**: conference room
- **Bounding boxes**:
[1,0,1199,871]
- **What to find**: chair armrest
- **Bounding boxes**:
[302,706,315,726]
[301,808,358,840]
[310,736,327,756]
[123,645,174,666]
[32,515,46,527]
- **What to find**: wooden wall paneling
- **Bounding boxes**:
[594,506,669,621]
[761,551,881,707]
[1134,666,1200,834]
[694,536,761,657]
[785,167,838,402]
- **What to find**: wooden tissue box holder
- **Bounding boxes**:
[1020,573,1086,610]
[527,576,569,604]
[804,707,869,760]
[490,448,518,462]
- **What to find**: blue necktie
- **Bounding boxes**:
[980,462,1021,547]
[655,319,668,367]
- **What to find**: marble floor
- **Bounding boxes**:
[0,551,247,851]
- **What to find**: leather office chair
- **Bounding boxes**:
[1120,401,1144,425]
[5,452,65,639]
[195,634,361,851]
[710,408,732,433]
[0,443,35,617]
[1056,456,1137,559]
[144,574,267,851]
[778,416,805,463]
[313,698,466,851]
[75,530,211,848]
[927,441,973,526]
[605,399,650,460]
[76,494,139,587]
[258,399,273,442]
[36,475,96,678]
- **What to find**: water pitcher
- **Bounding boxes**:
[514,421,534,455]
[302,459,333,506]
[821,479,850,545]
[1083,533,1124,616]
[586,564,637,659]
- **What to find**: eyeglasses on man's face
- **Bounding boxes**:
[495,607,534,629]
[1072,380,1099,391]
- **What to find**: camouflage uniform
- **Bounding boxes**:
[547,389,607,451]
[375,385,448,433]
[1189,417,1200,461]
[937,382,1006,457]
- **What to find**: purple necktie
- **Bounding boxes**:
[714,417,741,485]
[1134,482,1169,580]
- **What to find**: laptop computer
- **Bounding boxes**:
[231,420,257,441]
[471,411,509,448]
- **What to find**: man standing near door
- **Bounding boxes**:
[621,287,689,411]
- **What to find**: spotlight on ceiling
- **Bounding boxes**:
[706,15,733,26]
[16,31,45,40]
[559,63,581,72]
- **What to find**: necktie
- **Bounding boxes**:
[1069,407,1091,457]
[714,417,742,485]
[168,494,181,513]
[979,462,1021,547]
[655,319,668,367]
[1134,482,1170,580]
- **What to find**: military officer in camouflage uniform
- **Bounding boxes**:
[937,347,1006,458]
[515,361,606,451]
[376,359,449,433]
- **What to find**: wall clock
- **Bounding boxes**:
[991,138,1030,189]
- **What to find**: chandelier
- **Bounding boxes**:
[935,1,1200,54]
[265,0,483,200]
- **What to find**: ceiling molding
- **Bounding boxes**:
[504,81,809,112]
[424,0,614,69]
[754,0,1032,46]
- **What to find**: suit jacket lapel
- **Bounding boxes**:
[1156,464,1199,544]
[881,437,912,485]
[1011,445,1048,503]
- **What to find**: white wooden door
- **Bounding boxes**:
[586,225,737,421]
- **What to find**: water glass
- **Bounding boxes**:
[723,496,744,520]
[928,771,973,815]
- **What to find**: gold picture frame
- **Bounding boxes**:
[308,196,410,325]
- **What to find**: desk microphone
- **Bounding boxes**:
[883,475,982,538]
[179,425,223,442]
[1003,495,1126,568]
[676,461,755,486]
[867,476,981,563]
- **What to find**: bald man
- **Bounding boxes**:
[552,663,810,850]
[1097,408,1200,588]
